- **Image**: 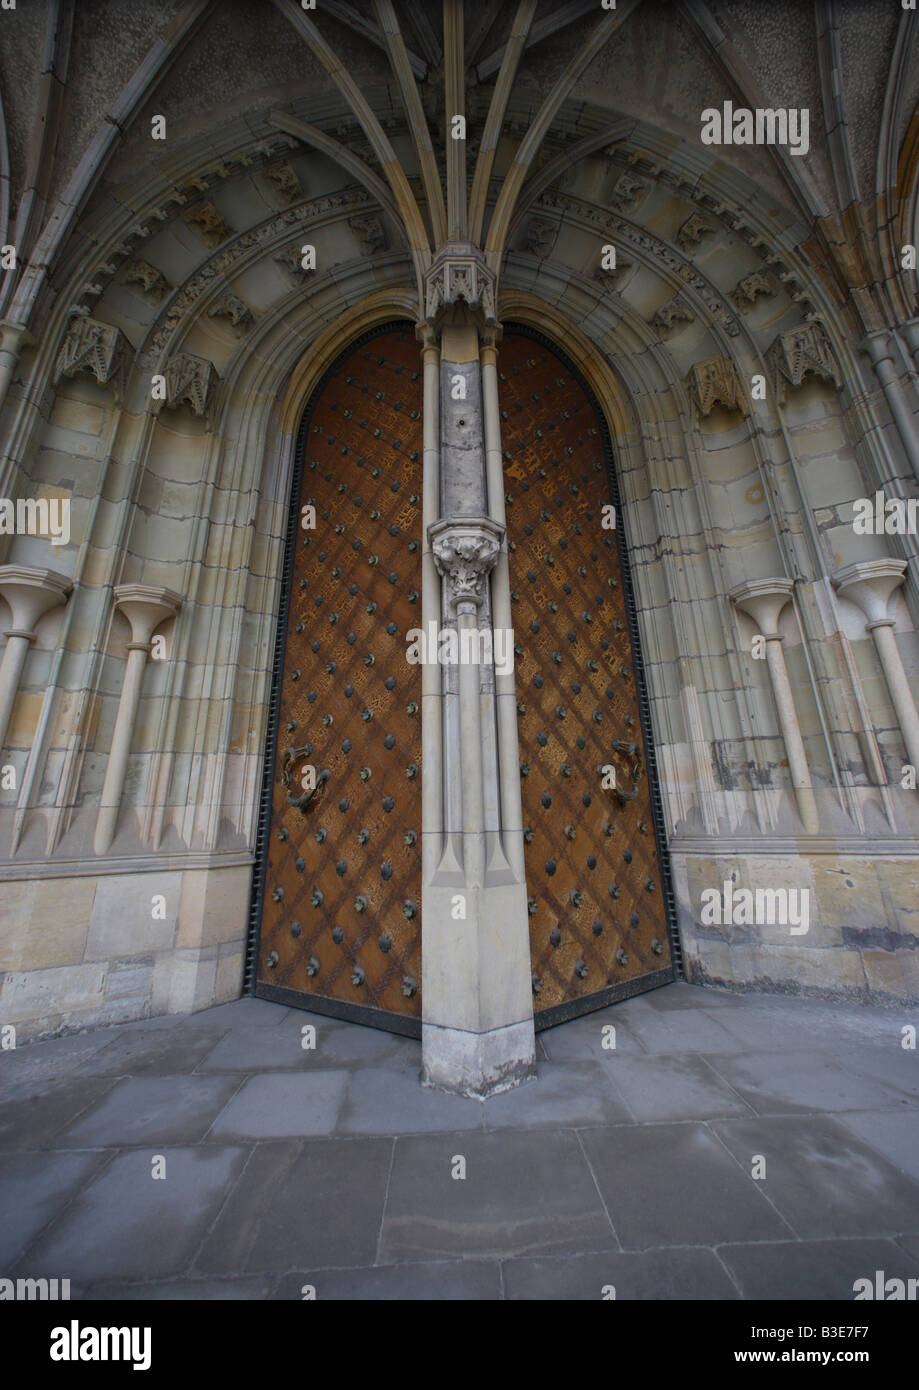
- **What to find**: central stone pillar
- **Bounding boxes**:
[419,244,536,1098]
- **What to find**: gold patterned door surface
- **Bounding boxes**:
[254,327,424,1032]
[500,329,675,1024]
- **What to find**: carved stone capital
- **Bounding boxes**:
[428,516,504,609]
[0,565,71,636]
[113,583,183,649]
[158,352,219,419]
[730,577,795,638]
[831,558,908,627]
[423,242,498,333]
[54,316,132,400]
[767,322,841,404]
[687,354,747,418]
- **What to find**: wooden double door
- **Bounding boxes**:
[252,324,674,1032]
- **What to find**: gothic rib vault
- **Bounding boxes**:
[0,1,918,1094]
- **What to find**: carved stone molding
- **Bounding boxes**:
[208,291,255,331]
[428,516,504,610]
[676,212,716,254]
[732,270,775,312]
[767,323,841,404]
[534,191,739,335]
[423,242,498,331]
[123,260,169,299]
[651,294,694,335]
[348,213,386,255]
[148,191,373,355]
[687,355,748,418]
[54,316,132,401]
[158,353,218,419]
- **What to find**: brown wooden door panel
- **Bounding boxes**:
[255,327,424,1026]
[499,329,674,1021]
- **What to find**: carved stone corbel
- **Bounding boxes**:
[54,316,133,401]
[687,354,748,418]
[767,323,841,404]
[158,352,219,419]
[423,242,498,332]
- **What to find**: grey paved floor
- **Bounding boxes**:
[2,982,918,1300]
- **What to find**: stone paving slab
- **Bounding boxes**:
[272,1260,503,1300]
[2,986,917,1299]
[0,1076,119,1150]
[716,1238,914,1301]
[501,1246,740,1300]
[711,1115,919,1240]
[0,1149,110,1266]
[379,1130,617,1262]
[580,1122,794,1249]
[19,1146,249,1286]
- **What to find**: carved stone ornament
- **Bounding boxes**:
[54,316,132,401]
[766,323,841,404]
[274,244,315,279]
[261,160,303,205]
[428,516,504,609]
[651,295,694,335]
[676,212,716,254]
[208,291,254,331]
[124,260,169,299]
[159,352,219,418]
[182,201,231,248]
[348,213,386,255]
[423,243,498,330]
[525,216,558,259]
[687,354,748,418]
[732,269,775,312]
[609,169,650,211]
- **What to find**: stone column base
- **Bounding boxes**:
[421,1019,537,1099]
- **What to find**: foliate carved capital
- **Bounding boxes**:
[428,516,504,608]
[767,322,841,404]
[423,243,498,332]
[687,354,748,418]
[54,316,133,401]
[158,352,219,418]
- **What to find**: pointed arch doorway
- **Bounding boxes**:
[246,319,678,1037]
[498,325,679,1026]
